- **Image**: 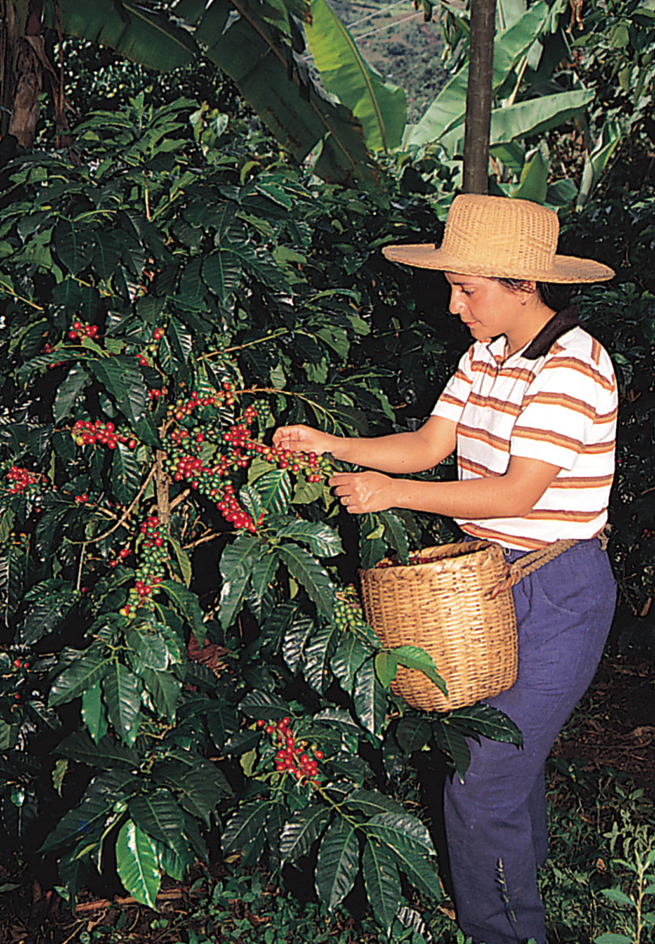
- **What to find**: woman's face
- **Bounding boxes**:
[444,272,529,344]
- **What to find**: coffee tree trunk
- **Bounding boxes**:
[463,0,496,194]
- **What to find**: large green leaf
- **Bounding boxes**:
[129,790,187,855]
[218,534,262,629]
[125,625,170,672]
[57,731,139,769]
[353,657,386,737]
[53,366,90,423]
[201,250,242,304]
[53,0,198,71]
[364,812,435,857]
[303,0,406,152]
[314,818,360,910]
[82,684,109,744]
[49,652,111,707]
[577,118,623,209]
[331,631,370,696]
[405,1,551,147]
[102,663,142,744]
[249,466,292,515]
[90,356,148,427]
[53,219,96,275]
[140,668,182,724]
[112,442,142,506]
[160,580,205,643]
[19,582,80,645]
[277,544,335,619]
[302,621,339,693]
[392,645,447,693]
[222,802,269,855]
[176,761,231,824]
[116,820,161,910]
[341,787,406,818]
[362,838,402,934]
[277,519,343,557]
[279,805,331,863]
[441,89,596,156]
[366,827,442,903]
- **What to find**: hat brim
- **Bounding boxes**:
[382,243,615,283]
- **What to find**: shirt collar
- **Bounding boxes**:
[522,306,580,359]
[485,307,580,362]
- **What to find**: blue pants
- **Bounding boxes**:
[443,538,616,944]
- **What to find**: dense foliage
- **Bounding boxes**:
[0,99,525,933]
[0,75,654,941]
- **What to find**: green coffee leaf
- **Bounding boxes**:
[49,652,110,707]
[314,818,360,910]
[277,544,335,619]
[129,790,187,855]
[279,805,331,863]
[392,645,447,693]
[362,838,402,934]
[116,820,160,910]
[102,663,142,745]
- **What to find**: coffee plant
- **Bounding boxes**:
[1,89,653,935]
[0,96,523,932]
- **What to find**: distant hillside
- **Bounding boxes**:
[326,0,450,125]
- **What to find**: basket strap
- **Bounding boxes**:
[489,539,579,598]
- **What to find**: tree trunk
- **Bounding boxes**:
[463,0,496,194]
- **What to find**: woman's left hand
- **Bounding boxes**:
[329,471,395,514]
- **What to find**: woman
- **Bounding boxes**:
[273,194,617,944]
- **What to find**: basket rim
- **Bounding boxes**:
[359,540,505,579]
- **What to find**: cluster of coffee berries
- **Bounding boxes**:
[71,420,137,451]
[149,386,168,401]
[333,589,376,648]
[68,321,99,341]
[4,466,42,495]
[74,493,89,504]
[217,482,261,532]
[256,717,324,786]
[220,406,328,482]
[169,383,236,422]
[119,516,167,619]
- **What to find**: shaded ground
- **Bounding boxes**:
[552,658,655,798]
[2,658,654,944]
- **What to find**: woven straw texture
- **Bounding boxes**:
[382,194,615,283]
[359,541,518,712]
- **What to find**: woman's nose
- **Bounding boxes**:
[449,290,464,315]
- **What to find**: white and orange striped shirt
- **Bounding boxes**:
[432,320,618,550]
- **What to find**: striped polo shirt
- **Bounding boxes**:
[432,312,618,550]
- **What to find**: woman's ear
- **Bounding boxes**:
[518,280,537,305]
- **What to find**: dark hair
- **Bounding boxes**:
[496,278,575,312]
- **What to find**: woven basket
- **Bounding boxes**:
[359,541,518,712]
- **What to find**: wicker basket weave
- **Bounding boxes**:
[359,541,518,712]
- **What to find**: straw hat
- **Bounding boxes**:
[382,194,614,283]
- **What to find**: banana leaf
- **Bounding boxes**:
[577,119,623,209]
[49,0,376,185]
[510,146,548,203]
[50,0,197,71]
[405,0,551,147]
[303,0,407,152]
[440,88,595,156]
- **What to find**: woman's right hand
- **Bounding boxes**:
[272,424,338,456]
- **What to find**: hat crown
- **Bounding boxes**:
[442,194,559,278]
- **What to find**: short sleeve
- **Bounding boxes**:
[431,346,475,424]
[510,348,617,470]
